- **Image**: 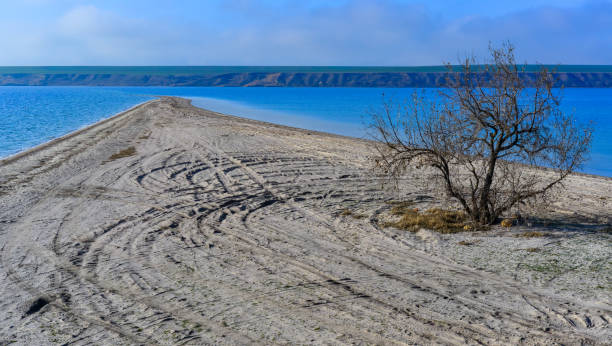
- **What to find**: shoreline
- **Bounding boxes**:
[2,96,610,182]
[0,96,374,166]
[0,100,153,166]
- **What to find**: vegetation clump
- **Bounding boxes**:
[387,201,417,216]
[340,208,352,216]
[339,208,367,219]
[516,231,545,238]
[458,239,480,246]
[386,208,469,233]
[108,146,136,161]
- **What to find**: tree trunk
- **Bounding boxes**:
[477,154,498,224]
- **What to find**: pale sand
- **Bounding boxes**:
[0,97,610,345]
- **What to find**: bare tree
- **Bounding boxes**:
[371,43,592,225]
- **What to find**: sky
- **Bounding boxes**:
[0,0,610,66]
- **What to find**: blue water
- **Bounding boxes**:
[0,86,611,176]
[0,87,154,158]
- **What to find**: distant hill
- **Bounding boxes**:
[1,66,612,87]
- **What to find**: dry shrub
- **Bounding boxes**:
[387,208,468,233]
[108,146,136,161]
[370,43,592,226]
[516,231,545,238]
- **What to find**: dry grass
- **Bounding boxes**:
[340,208,352,216]
[386,201,416,216]
[339,208,367,219]
[108,146,136,161]
[516,231,546,238]
[457,239,481,246]
[386,208,469,233]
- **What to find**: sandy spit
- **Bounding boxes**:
[0,97,610,345]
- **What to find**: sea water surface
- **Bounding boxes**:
[0,86,611,176]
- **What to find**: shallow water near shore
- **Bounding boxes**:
[1,86,611,176]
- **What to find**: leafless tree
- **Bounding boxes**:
[370,43,592,225]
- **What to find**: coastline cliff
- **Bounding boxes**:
[2,71,612,87]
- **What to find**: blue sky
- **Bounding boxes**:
[0,0,610,65]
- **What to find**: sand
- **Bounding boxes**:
[0,97,610,345]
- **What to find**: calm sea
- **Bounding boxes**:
[0,86,610,176]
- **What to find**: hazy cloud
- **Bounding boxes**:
[0,0,610,65]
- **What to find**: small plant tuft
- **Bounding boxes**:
[516,231,545,238]
[340,208,367,219]
[108,146,136,161]
[340,208,352,216]
[458,239,480,246]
